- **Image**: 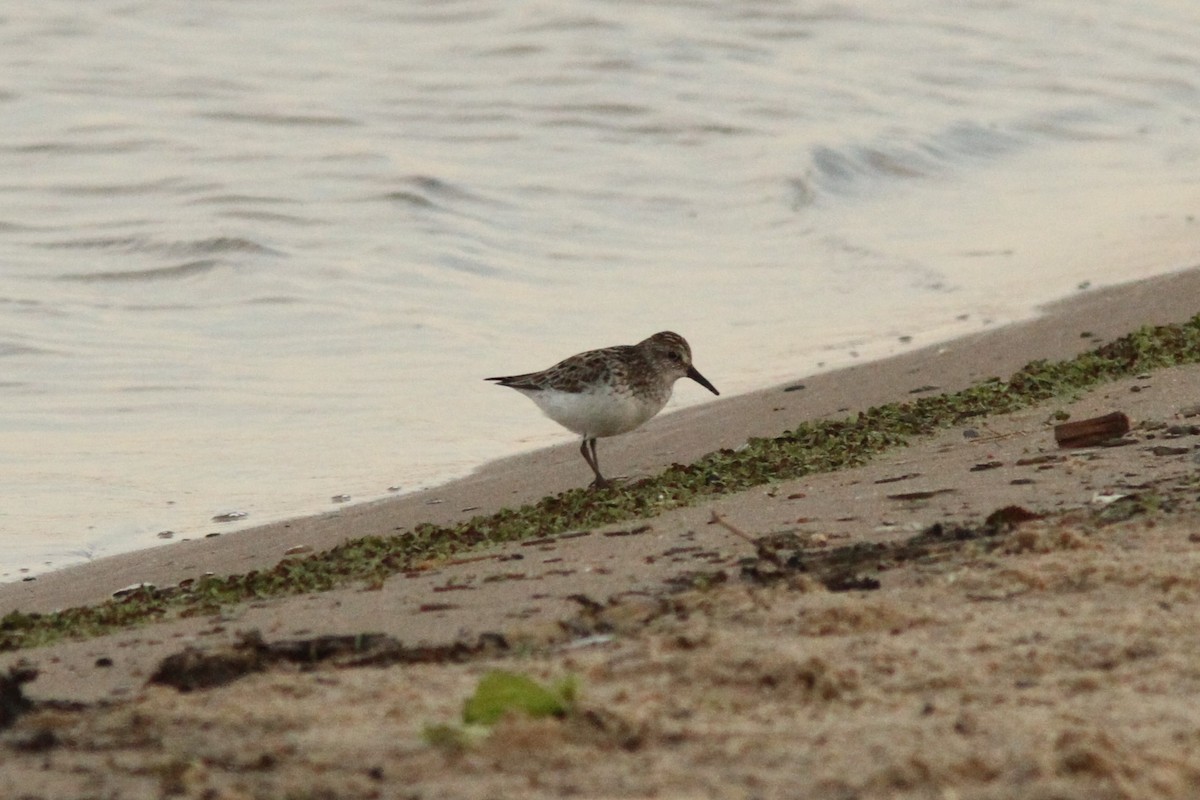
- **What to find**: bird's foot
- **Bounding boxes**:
[589,475,627,490]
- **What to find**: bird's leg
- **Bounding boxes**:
[580,437,609,489]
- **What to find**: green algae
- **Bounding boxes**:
[462,670,577,726]
[3,313,1200,652]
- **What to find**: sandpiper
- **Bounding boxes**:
[487,331,719,488]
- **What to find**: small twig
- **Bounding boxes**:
[708,510,757,545]
[707,511,777,608]
[970,423,1026,443]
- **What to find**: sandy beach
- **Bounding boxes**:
[3,265,1200,798]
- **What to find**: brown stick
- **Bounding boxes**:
[708,510,758,545]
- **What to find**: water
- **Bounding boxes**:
[1,0,1198,579]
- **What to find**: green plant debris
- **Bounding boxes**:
[419,671,575,752]
[461,670,577,726]
[420,722,480,753]
[1096,492,1166,524]
[3,314,1200,651]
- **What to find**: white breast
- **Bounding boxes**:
[520,385,671,438]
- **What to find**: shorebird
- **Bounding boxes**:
[487,331,719,488]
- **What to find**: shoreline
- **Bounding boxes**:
[4,264,1200,796]
[4,263,1200,618]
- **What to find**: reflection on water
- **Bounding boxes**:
[0,0,1198,578]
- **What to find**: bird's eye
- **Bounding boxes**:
[669,351,684,363]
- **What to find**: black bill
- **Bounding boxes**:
[687,365,719,396]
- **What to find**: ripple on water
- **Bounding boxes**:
[39,236,281,256]
[56,259,222,283]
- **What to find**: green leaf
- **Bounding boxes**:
[461,670,575,725]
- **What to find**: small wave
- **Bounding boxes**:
[480,43,545,58]
[5,139,163,155]
[798,122,1025,199]
[57,259,221,283]
[384,190,439,209]
[197,110,358,127]
[39,235,146,251]
[217,209,321,226]
[0,342,49,357]
[47,177,193,196]
[40,235,280,256]
[442,254,501,278]
[379,175,496,210]
[519,14,622,33]
[1018,108,1119,143]
[117,383,205,393]
[169,236,278,255]
[185,193,298,206]
[552,102,648,117]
